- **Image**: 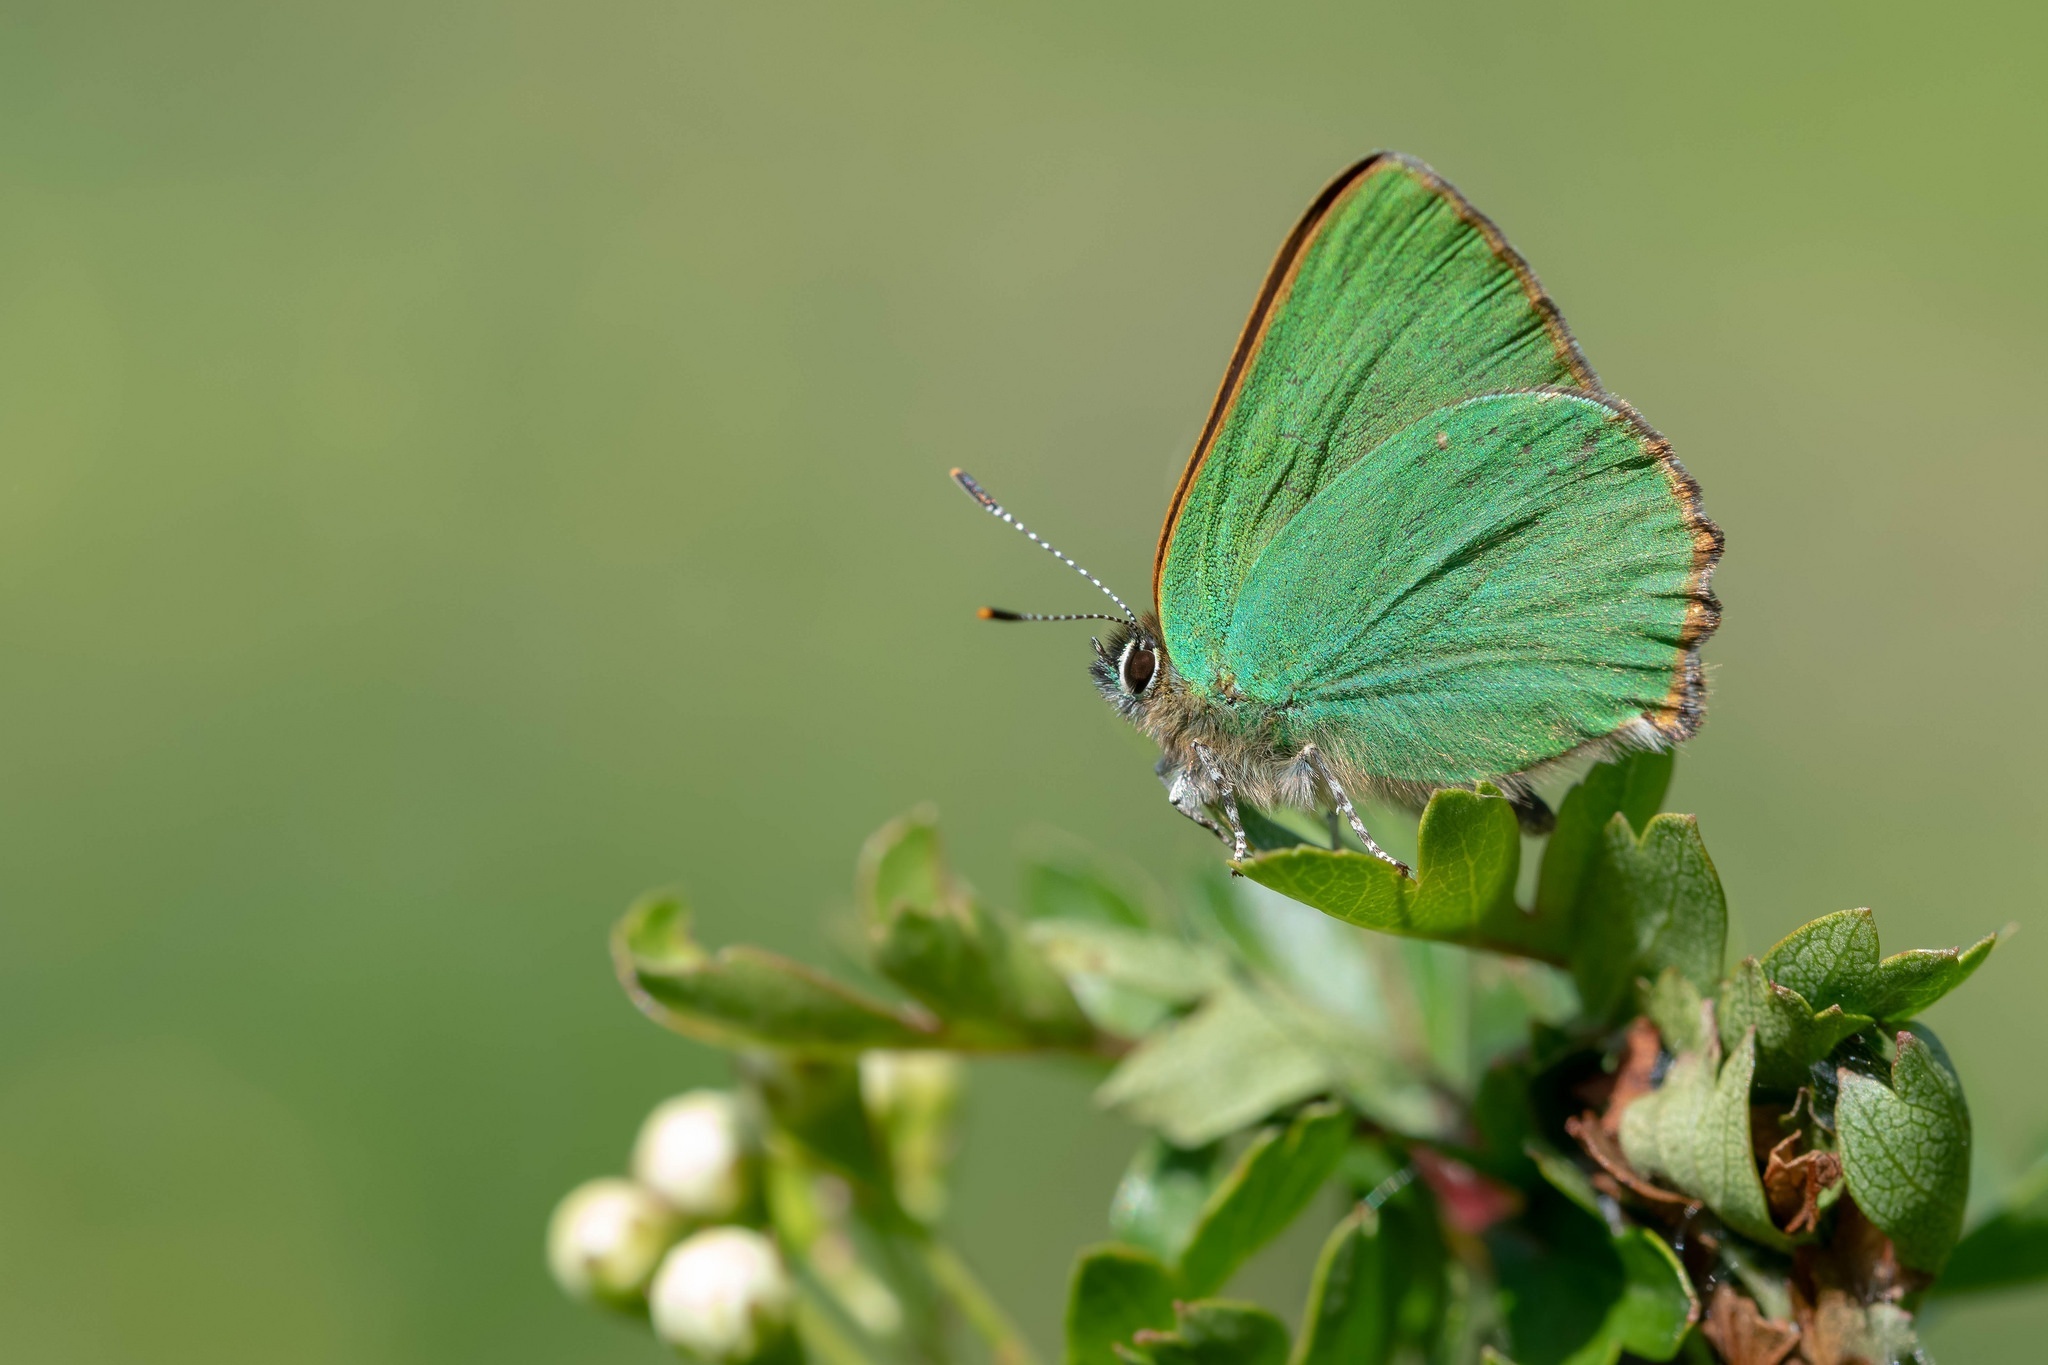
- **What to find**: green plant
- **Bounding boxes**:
[550,754,2040,1364]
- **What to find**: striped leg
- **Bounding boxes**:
[1302,745,1410,875]
[1189,742,1248,862]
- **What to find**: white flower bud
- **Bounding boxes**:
[649,1226,796,1363]
[547,1178,680,1307]
[632,1090,756,1221]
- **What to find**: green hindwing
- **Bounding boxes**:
[1225,393,1704,785]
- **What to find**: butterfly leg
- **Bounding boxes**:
[1188,741,1248,862]
[1301,745,1411,876]
[1160,761,1230,844]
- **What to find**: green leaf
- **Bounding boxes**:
[1570,814,1726,1022]
[1064,1245,1176,1365]
[1123,1301,1291,1365]
[614,893,937,1054]
[1488,1190,1618,1365]
[1761,908,1996,1021]
[1601,1229,1696,1362]
[1535,750,1673,922]
[1527,1141,1604,1220]
[1238,803,1323,854]
[1937,1153,2048,1295]
[1023,844,1158,928]
[1239,788,1566,963]
[1028,919,1228,1038]
[1095,983,1333,1146]
[1110,1138,1224,1264]
[1715,958,1872,1090]
[870,892,1097,1048]
[1522,1150,1698,1362]
[1294,1204,1396,1365]
[1836,1027,1971,1272]
[745,1055,892,1196]
[1641,967,1705,1055]
[1619,1029,1783,1248]
[1176,1102,1354,1296]
[858,811,1100,1050]
[856,807,952,922]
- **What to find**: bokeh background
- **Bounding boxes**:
[2,1,2043,1359]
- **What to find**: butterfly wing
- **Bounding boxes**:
[1224,391,1718,787]
[1156,153,1601,686]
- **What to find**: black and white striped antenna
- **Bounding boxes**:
[951,468,1138,624]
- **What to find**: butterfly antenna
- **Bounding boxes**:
[951,468,1138,623]
[976,606,1125,623]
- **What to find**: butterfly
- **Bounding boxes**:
[955,153,1722,873]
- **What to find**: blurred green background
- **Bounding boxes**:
[1,0,2042,1359]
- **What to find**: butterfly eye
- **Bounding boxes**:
[1119,641,1158,696]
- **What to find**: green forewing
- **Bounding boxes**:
[1228,392,1697,784]
[1158,155,1594,684]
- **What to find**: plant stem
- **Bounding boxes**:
[789,1265,894,1365]
[919,1237,1043,1365]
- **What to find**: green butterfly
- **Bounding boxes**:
[957,153,1722,871]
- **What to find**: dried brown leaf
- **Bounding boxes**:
[1604,1016,1664,1132]
[1764,1133,1844,1237]
[1567,1111,1698,1212]
[1701,1283,1799,1365]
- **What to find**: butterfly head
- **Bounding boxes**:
[1090,616,1172,721]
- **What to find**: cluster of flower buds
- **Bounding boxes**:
[549,1089,796,1363]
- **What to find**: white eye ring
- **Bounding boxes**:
[1117,638,1158,696]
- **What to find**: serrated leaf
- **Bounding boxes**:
[1640,967,1705,1054]
[1122,1301,1291,1365]
[1837,1027,1971,1272]
[1174,1101,1353,1296]
[1761,908,1996,1021]
[1716,959,1873,1090]
[1294,1203,1396,1365]
[858,812,1100,1049]
[1571,814,1727,1022]
[1065,1245,1176,1365]
[871,892,1097,1048]
[1110,1138,1224,1264]
[1619,1029,1783,1248]
[1535,750,1674,922]
[1937,1152,2048,1295]
[1238,788,1566,963]
[614,893,937,1054]
[1095,983,1336,1147]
